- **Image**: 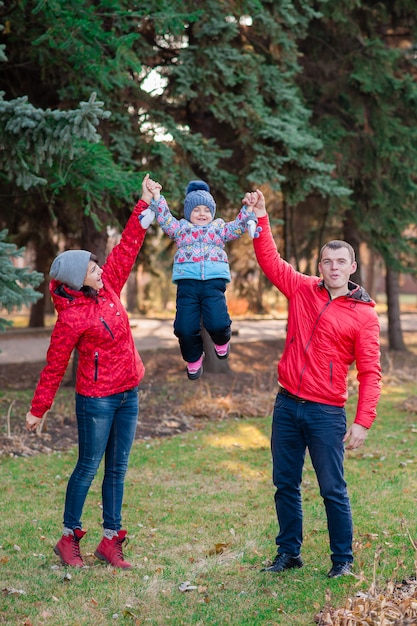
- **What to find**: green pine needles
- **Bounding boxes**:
[0,230,43,332]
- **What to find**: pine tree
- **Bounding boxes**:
[1,0,350,324]
[297,0,417,349]
[0,0,144,325]
[135,0,349,205]
[0,91,111,190]
[0,229,43,331]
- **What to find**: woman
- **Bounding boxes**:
[25,174,159,569]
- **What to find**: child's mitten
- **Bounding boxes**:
[139,205,157,229]
[245,210,259,239]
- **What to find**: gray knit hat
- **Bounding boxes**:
[50,250,91,291]
[183,181,216,222]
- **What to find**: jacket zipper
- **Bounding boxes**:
[94,351,98,382]
[298,298,332,394]
[95,317,114,382]
[100,317,114,339]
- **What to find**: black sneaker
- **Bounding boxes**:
[327,561,353,578]
[261,552,303,573]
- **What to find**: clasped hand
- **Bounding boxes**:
[139,174,162,228]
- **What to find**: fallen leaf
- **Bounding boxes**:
[2,587,26,595]
[178,581,197,592]
[123,609,140,620]
[207,542,230,556]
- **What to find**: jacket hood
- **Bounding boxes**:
[347,281,374,303]
[49,279,94,313]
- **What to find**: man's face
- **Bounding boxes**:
[318,246,357,296]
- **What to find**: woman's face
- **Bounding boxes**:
[83,260,103,290]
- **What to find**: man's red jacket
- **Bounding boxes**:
[30,200,148,418]
[254,215,381,429]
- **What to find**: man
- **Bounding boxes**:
[244,189,381,578]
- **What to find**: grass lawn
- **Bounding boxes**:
[1,378,417,625]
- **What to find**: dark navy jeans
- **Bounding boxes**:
[63,387,138,531]
[271,391,353,564]
[174,278,232,362]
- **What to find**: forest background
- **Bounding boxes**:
[1,0,417,350]
[2,5,417,624]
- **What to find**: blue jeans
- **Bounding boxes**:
[174,278,232,362]
[63,387,139,531]
[271,391,353,564]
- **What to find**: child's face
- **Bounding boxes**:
[189,205,213,225]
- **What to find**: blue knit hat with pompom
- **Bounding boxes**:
[183,181,216,222]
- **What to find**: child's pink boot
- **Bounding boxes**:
[214,342,230,360]
[187,353,205,380]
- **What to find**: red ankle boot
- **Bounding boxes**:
[94,530,132,569]
[53,528,86,567]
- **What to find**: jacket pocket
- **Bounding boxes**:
[100,317,114,339]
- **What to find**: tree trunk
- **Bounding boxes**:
[342,213,361,285]
[126,267,139,313]
[29,278,47,327]
[81,212,108,264]
[201,325,231,374]
[283,198,291,266]
[29,238,56,327]
[386,265,406,351]
[364,248,378,301]
[245,270,266,314]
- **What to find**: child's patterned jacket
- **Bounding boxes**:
[150,196,256,284]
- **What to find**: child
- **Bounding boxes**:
[140,180,258,380]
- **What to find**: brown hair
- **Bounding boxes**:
[81,253,99,298]
[319,240,355,263]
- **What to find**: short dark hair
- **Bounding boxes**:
[319,240,355,263]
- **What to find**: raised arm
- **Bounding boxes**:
[102,174,158,294]
[140,176,162,229]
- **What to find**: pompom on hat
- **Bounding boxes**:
[50,250,92,291]
[183,180,216,222]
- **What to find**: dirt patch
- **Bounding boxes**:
[0,340,281,457]
[1,334,417,457]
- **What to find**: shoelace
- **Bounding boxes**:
[72,537,82,558]
[115,536,128,561]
